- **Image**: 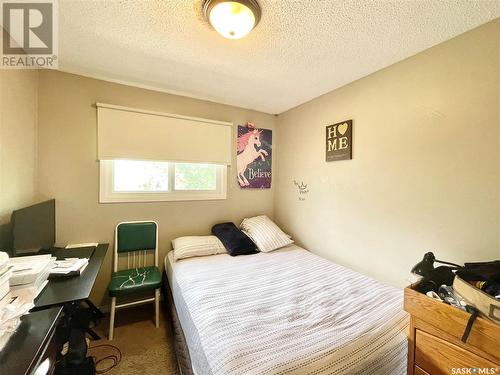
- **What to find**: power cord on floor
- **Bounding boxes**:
[88,344,122,374]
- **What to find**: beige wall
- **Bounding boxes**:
[0,70,38,248]
[31,19,500,304]
[275,20,500,288]
[37,70,276,304]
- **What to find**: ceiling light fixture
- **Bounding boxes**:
[203,0,261,40]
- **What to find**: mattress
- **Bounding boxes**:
[165,245,408,375]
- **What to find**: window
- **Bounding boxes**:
[174,162,217,190]
[99,160,227,202]
[113,160,169,192]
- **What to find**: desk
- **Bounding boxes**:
[0,244,108,375]
[0,307,63,375]
[33,244,108,310]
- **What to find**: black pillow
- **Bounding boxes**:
[211,222,258,256]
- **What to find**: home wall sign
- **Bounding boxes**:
[237,122,272,189]
[326,119,352,162]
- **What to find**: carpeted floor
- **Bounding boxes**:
[89,304,179,375]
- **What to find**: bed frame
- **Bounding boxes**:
[162,273,195,375]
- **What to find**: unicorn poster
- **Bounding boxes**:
[237,123,272,189]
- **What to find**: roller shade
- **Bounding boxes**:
[96,103,232,165]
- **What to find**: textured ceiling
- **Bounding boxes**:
[59,1,500,114]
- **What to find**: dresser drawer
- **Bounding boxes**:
[415,330,496,375]
[404,286,500,360]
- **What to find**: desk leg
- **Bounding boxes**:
[82,298,104,340]
[83,298,105,319]
[86,328,101,340]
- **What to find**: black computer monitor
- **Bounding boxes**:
[11,199,55,256]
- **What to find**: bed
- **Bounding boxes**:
[164,244,409,375]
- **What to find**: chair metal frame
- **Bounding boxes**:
[109,220,160,340]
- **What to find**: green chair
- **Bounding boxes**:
[108,221,161,340]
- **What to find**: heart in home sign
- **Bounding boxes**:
[325,119,353,162]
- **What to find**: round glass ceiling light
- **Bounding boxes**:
[203,0,261,40]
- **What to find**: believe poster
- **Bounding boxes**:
[237,123,272,189]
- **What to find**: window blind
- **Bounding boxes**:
[96,103,232,165]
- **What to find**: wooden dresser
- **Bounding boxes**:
[404,284,500,375]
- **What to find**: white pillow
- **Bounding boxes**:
[240,216,293,253]
[172,235,226,261]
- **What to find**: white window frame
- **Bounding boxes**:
[99,160,227,203]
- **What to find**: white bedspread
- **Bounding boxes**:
[165,245,408,375]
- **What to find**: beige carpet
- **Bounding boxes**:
[89,304,179,375]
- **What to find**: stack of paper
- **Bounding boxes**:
[8,254,55,301]
[0,252,34,351]
[0,297,34,351]
[0,253,11,303]
[0,252,13,315]
[50,257,89,276]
